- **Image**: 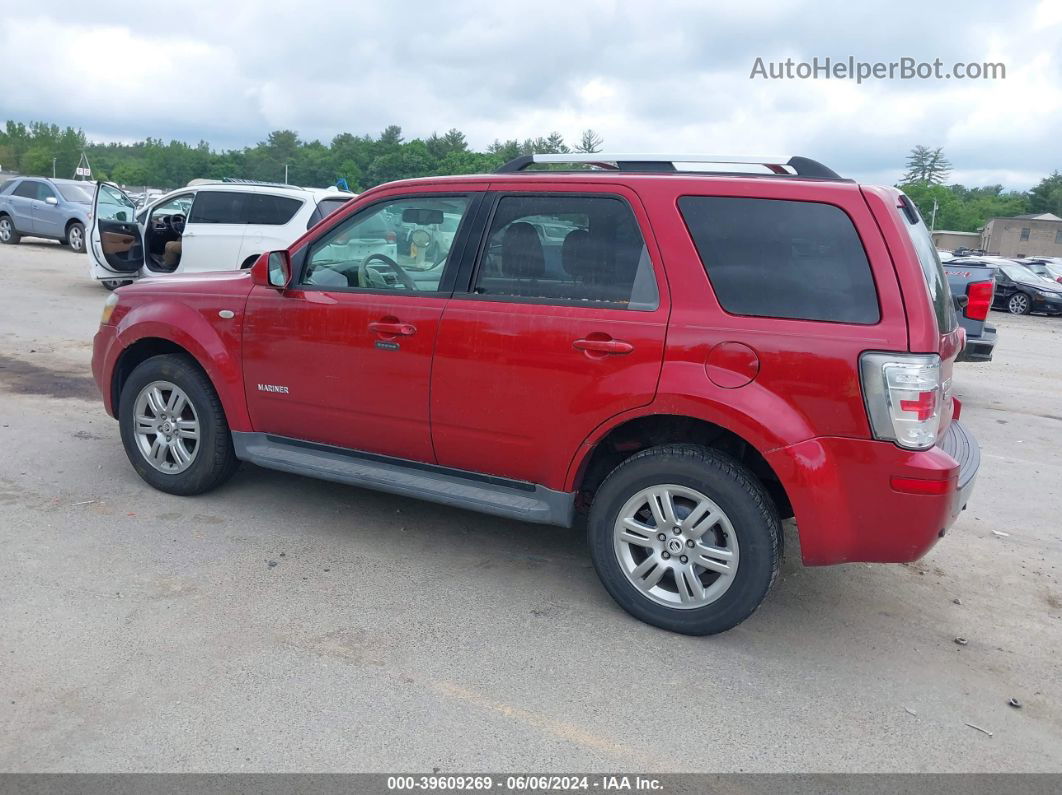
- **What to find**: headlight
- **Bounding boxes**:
[100,292,119,325]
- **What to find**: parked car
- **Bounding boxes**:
[0,176,93,252]
[944,259,997,362]
[988,260,1062,315]
[88,181,355,290]
[1017,257,1062,284]
[91,153,979,636]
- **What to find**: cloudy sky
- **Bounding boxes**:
[2,0,1060,188]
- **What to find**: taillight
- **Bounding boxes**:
[964,280,994,321]
[860,352,943,450]
[386,231,396,243]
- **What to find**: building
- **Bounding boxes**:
[980,212,1062,258]
[931,230,981,252]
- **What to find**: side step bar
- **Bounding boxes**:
[232,432,575,527]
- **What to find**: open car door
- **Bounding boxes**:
[89,182,144,277]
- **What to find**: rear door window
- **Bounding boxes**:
[472,194,659,310]
[244,193,303,225]
[188,191,247,224]
[678,196,880,324]
[13,180,40,200]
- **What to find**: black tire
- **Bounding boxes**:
[1007,292,1032,315]
[65,221,86,253]
[118,354,239,495]
[587,444,781,635]
[0,215,20,245]
[102,279,133,291]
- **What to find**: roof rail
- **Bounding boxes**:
[495,153,843,180]
[220,177,307,190]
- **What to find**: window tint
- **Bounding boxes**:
[244,193,302,225]
[57,182,94,203]
[473,195,658,310]
[187,191,246,224]
[306,196,353,230]
[896,195,957,333]
[0,180,14,195]
[302,195,469,292]
[13,180,40,199]
[679,196,880,324]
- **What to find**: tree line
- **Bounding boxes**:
[1,122,1059,232]
[0,120,604,194]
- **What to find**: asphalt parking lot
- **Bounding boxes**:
[0,241,1060,773]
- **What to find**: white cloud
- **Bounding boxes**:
[1,0,1059,188]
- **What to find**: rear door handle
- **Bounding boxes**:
[369,321,417,336]
[572,337,634,355]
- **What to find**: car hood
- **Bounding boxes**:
[120,269,254,296]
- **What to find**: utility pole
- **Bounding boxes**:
[930,198,938,231]
[52,158,56,178]
[284,164,288,184]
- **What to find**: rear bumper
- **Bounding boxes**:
[957,324,996,362]
[765,421,980,566]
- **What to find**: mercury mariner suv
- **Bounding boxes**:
[92,153,980,635]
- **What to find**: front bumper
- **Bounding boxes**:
[91,323,120,417]
[765,421,980,566]
[1031,293,1062,314]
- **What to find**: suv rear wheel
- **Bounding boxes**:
[119,354,238,495]
[587,444,781,635]
[0,216,19,245]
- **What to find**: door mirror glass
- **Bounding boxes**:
[268,251,291,288]
[45,195,59,206]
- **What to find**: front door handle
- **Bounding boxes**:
[572,337,634,355]
[369,320,417,336]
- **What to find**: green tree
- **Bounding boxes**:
[902,145,952,185]
[1028,171,1062,216]
[575,129,604,153]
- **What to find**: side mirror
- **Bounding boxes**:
[45,196,59,206]
[252,250,292,289]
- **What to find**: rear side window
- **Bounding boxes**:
[0,180,16,195]
[244,193,302,225]
[679,196,880,324]
[473,194,659,310]
[306,197,353,230]
[188,191,246,224]
[897,195,957,333]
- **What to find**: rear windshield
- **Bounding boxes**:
[897,195,957,333]
[679,196,880,324]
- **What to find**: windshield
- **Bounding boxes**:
[57,182,94,203]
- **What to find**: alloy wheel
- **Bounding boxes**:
[132,380,200,473]
[613,484,739,609]
[69,225,84,252]
[1008,293,1029,314]
[0,219,11,242]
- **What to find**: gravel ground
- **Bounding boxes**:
[0,240,1059,772]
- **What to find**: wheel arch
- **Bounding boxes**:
[112,305,251,432]
[568,412,794,522]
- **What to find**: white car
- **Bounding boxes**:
[87,180,355,289]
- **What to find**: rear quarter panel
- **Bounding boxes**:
[634,177,908,451]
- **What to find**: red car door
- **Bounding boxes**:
[430,185,670,490]
[242,192,479,462]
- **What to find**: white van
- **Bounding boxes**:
[88,180,355,288]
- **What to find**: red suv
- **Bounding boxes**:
[92,154,980,635]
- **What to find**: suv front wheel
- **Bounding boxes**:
[588,445,781,635]
[119,354,239,495]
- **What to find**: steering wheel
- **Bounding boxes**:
[168,213,186,234]
[358,253,417,291]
